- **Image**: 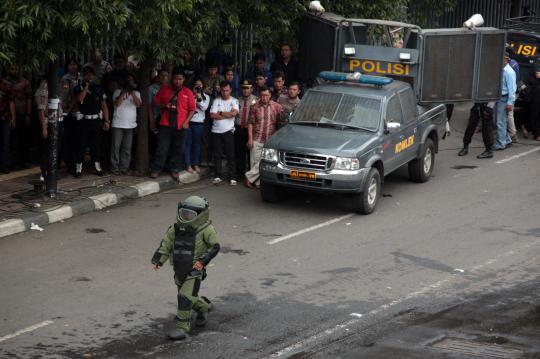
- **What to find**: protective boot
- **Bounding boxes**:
[168,327,187,340]
[195,297,214,327]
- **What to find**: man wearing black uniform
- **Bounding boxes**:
[457,103,494,159]
[73,66,110,177]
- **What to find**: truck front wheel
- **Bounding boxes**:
[260,181,284,203]
[408,138,435,183]
[352,167,381,214]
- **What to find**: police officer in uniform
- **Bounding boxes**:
[73,66,110,178]
[151,196,221,340]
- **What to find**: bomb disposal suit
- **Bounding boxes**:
[151,196,220,340]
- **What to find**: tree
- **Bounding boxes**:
[0,0,461,176]
[0,1,131,71]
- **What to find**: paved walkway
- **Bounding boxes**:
[0,167,209,238]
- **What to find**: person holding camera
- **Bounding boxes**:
[150,72,196,180]
[184,79,209,174]
[110,73,141,175]
[73,66,110,178]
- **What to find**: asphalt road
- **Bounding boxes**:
[1,104,540,358]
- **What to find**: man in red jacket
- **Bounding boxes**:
[151,72,196,179]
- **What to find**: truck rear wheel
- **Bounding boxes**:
[260,181,284,203]
[352,167,381,214]
[408,138,435,183]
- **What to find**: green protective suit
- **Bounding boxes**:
[151,206,220,332]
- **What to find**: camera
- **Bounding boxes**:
[125,83,135,92]
[194,86,203,94]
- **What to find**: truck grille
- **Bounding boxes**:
[281,152,333,171]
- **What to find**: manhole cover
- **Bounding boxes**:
[429,337,523,358]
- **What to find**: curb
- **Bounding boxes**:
[0,169,209,239]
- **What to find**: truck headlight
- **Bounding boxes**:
[334,157,360,170]
[262,148,278,163]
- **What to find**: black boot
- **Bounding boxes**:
[195,297,214,327]
[458,147,468,156]
[74,163,83,178]
[476,150,493,159]
[195,311,208,327]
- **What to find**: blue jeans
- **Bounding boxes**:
[495,97,511,149]
[184,122,204,168]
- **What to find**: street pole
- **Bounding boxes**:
[46,61,60,198]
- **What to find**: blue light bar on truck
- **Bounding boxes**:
[319,71,393,86]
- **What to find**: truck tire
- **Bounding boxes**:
[408,138,435,183]
[352,167,381,215]
[260,181,284,203]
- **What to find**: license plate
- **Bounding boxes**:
[290,170,316,180]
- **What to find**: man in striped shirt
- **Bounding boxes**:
[235,80,257,181]
[245,86,283,188]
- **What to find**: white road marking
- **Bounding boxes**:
[495,146,540,164]
[265,239,540,358]
[267,214,355,245]
[0,320,54,344]
[350,313,363,318]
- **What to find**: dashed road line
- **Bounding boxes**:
[495,146,540,164]
[0,320,54,344]
[264,238,540,358]
[267,214,355,245]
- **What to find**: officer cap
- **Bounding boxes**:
[241,79,253,88]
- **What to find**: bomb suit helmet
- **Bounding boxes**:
[177,196,209,224]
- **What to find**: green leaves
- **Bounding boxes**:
[0,0,459,71]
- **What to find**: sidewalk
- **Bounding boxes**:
[0,167,210,238]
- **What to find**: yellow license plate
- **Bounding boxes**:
[290,170,316,180]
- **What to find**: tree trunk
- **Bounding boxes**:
[510,0,523,18]
[136,57,153,174]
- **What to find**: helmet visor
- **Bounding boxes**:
[179,208,198,222]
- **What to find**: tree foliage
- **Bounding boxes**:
[0,0,460,71]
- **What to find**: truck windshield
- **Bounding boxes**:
[291,90,381,131]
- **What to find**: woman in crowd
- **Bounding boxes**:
[184,79,209,173]
[223,68,239,98]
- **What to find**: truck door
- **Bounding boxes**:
[397,88,420,162]
[383,95,404,173]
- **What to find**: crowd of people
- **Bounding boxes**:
[4,42,538,186]
[0,44,302,189]
[458,50,540,159]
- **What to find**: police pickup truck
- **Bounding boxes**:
[259,71,447,214]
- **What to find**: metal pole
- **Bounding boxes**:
[46,62,60,197]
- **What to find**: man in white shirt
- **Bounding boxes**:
[209,81,239,185]
[110,74,141,174]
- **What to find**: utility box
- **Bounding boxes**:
[298,13,506,105]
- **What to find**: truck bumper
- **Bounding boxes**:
[260,161,370,194]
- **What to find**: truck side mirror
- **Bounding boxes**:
[283,112,293,123]
[385,121,400,134]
